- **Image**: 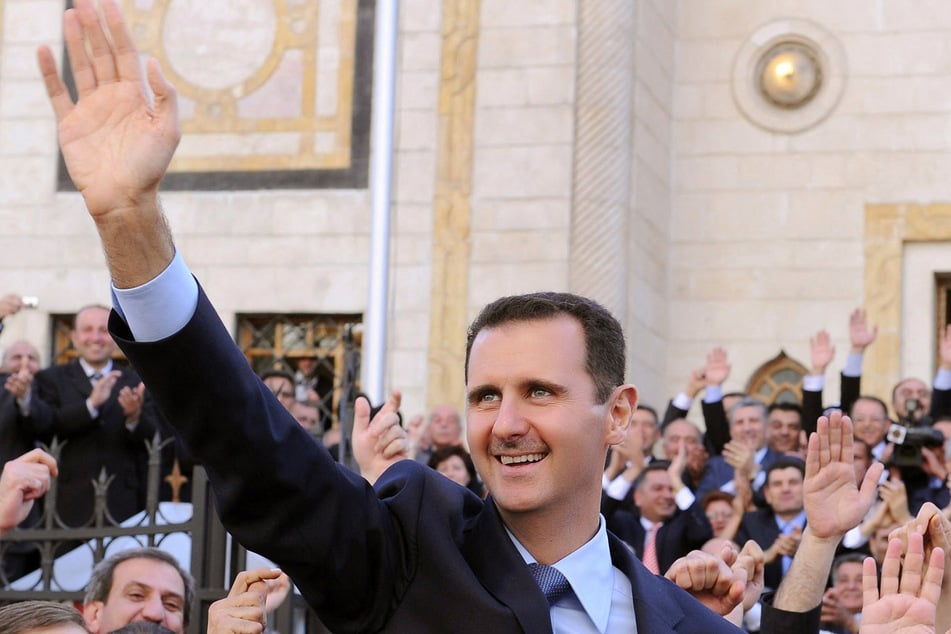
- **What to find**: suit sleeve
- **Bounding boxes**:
[701,400,729,456]
[662,399,687,427]
[111,288,404,632]
[840,373,860,416]
[29,370,97,438]
[800,387,822,436]
[759,591,820,634]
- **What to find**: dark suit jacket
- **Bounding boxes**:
[662,398,729,456]
[110,288,743,633]
[735,507,802,592]
[603,498,713,575]
[0,377,38,466]
[0,377,41,578]
[802,373,861,436]
[28,360,159,526]
[695,448,781,505]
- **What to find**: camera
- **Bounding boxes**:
[21,296,38,309]
[887,398,943,467]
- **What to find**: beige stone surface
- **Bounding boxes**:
[7,0,951,418]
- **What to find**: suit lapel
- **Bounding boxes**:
[66,361,93,399]
[461,498,554,634]
[609,532,686,632]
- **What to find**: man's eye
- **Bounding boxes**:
[481,393,499,402]
[164,601,182,612]
[530,388,550,398]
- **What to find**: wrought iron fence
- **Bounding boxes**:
[0,433,330,634]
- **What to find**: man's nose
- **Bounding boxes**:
[139,595,166,622]
[492,398,528,439]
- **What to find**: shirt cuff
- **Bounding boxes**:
[842,353,863,377]
[671,392,693,411]
[605,475,633,501]
[801,375,824,392]
[674,486,695,510]
[703,384,723,403]
[934,367,951,391]
[112,250,199,343]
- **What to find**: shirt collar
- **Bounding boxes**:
[79,358,112,378]
[506,515,614,633]
[755,446,768,464]
[774,509,806,532]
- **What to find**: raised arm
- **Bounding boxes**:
[770,412,883,614]
[37,0,179,286]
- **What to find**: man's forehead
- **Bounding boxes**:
[767,467,802,484]
[111,558,184,593]
[467,317,586,374]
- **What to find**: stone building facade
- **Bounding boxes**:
[1,0,949,422]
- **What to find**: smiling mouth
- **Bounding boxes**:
[499,453,547,465]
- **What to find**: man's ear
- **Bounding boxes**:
[82,601,103,634]
[606,384,638,445]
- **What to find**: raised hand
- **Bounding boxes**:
[0,449,58,536]
[704,347,731,387]
[37,0,178,287]
[804,412,883,540]
[0,294,24,320]
[207,567,285,634]
[38,0,179,216]
[665,545,746,619]
[117,381,146,419]
[4,356,33,401]
[810,329,835,375]
[849,308,878,354]
[352,391,408,484]
[860,533,944,634]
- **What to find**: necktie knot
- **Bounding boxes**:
[528,563,572,605]
[90,372,102,382]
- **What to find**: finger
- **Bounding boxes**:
[862,556,880,606]
[102,0,145,84]
[146,57,179,124]
[921,547,945,606]
[75,0,117,84]
[62,8,97,98]
[228,568,283,597]
[827,411,843,462]
[880,538,903,596]
[352,397,371,436]
[18,448,58,477]
[900,531,925,596]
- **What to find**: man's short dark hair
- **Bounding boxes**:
[84,547,195,626]
[260,369,295,385]
[636,404,658,425]
[767,402,803,418]
[850,395,889,419]
[465,292,626,403]
[830,552,866,584]
[633,460,671,491]
[765,457,805,482]
[727,397,768,424]
[0,600,86,634]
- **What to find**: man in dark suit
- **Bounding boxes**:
[37,1,769,630]
[735,457,806,592]
[695,397,782,505]
[28,305,161,527]
[0,340,44,579]
[605,461,712,575]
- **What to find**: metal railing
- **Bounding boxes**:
[0,435,329,634]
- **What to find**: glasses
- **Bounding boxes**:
[706,511,733,521]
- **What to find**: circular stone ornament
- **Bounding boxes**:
[732,19,846,133]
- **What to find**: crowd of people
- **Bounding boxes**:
[3,0,951,632]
